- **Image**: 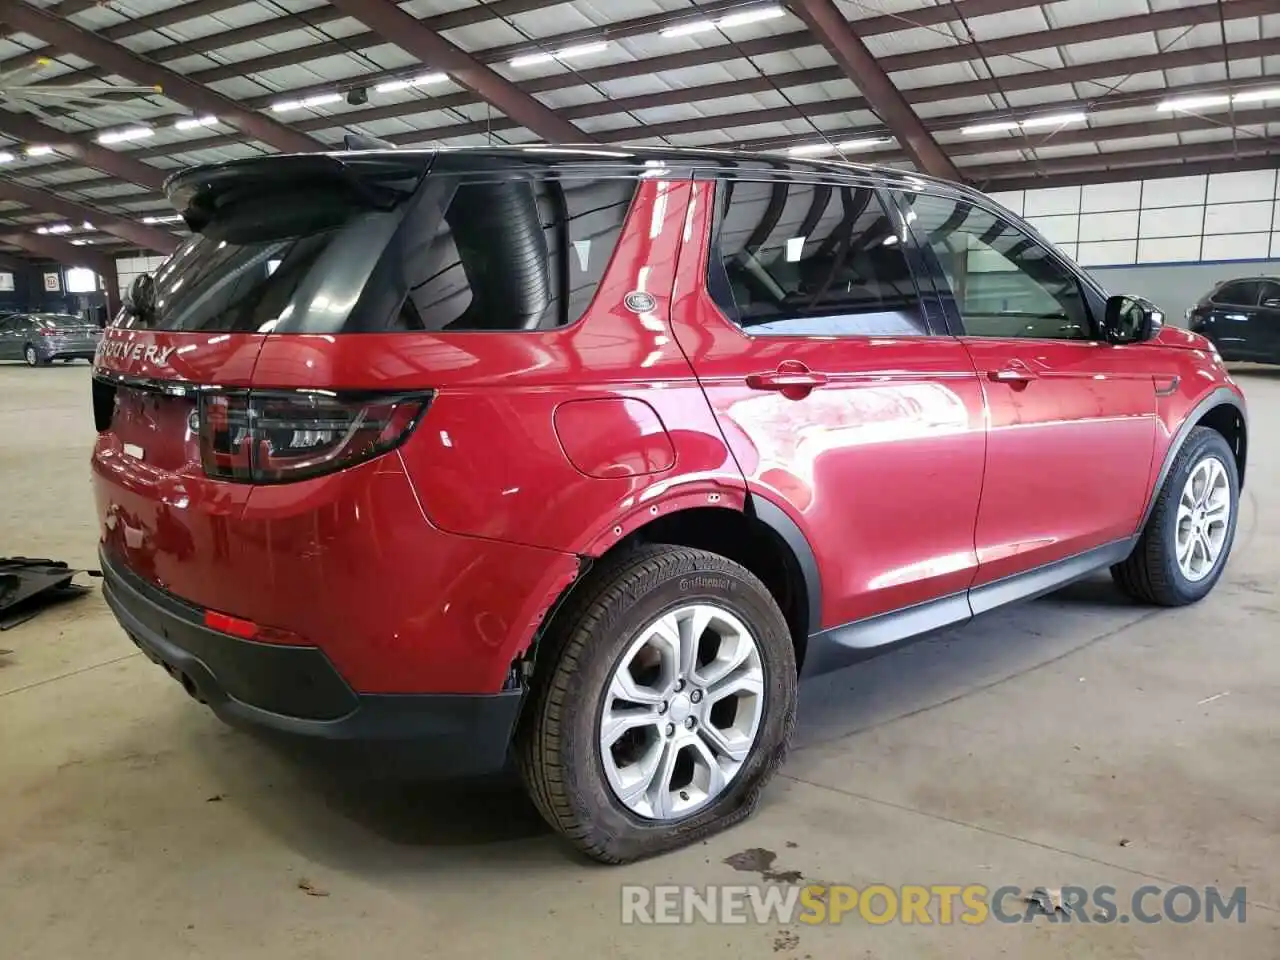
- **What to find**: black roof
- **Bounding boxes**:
[166,143,989,209]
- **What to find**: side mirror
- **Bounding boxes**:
[124,273,156,319]
[1103,294,1163,344]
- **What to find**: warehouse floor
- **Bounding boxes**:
[2,362,1278,959]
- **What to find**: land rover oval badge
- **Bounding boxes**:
[624,291,656,313]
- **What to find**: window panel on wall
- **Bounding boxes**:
[1022,185,1082,217]
[1076,240,1137,266]
[1273,233,1280,259]
[1139,204,1204,239]
[1137,236,1202,264]
[1078,210,1139,243]
[1203,201,1274,235]
[1026,214,1078,245]
[1202,233,1272,261]
[1206,169,1278,204]
[1080,181,1141,213]
[984,190,1024,216]
[1140,175,1206,209]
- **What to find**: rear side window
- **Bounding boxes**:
[400,176,637,332]
[708,179,927,337]
[1215,280,1261,306]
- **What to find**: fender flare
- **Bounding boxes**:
[746,493,823,636]
[1138,386,1247,531]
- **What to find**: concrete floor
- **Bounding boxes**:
[2,361,1278,959]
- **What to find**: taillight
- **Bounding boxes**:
[198,389,430,483]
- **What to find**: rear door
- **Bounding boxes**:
[897,189,1156,594]
[672,172,988,646]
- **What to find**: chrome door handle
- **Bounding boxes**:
[988,367,1037,382]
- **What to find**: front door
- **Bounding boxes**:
[897,191,1156,594]
[672,175,988,645]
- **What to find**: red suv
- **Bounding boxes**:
[92,147,1246,863]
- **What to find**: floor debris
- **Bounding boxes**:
[0,558,98,630]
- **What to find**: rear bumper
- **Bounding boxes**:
[100,549,523,779]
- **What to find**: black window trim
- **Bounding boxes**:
[700,172,950,341]
[892,187,1108,343]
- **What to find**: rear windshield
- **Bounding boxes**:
[35,314,85,328]
[116,195,396,333]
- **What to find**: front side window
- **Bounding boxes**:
[1216,280,1261,306]
[708,179,928,337]
[899,192,1093,341]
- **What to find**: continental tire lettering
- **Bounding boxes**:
[678,576,734,592]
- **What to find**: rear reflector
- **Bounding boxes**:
[203,609,306,645]
[203,610,257,640]
[198,389,431,484]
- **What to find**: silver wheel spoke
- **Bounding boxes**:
[685,736,728,799]
[697,718,753,764]
[611,738,667,809]
[648,739,684,820]
[600,705,661,747]
[677,605,713,681]
[608,667,668,707]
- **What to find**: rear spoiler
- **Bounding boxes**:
[164,150,435,231]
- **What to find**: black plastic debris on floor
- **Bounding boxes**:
[0,557,99,631]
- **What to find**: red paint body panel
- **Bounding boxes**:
[961,338,1158,583]
[671,182,988,629]
[93,439,580,693]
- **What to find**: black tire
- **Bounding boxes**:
[516,543,797,864]
[1112,426,1239,606]
[23,344,47,367]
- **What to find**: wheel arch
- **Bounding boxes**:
[538,501,821,674]
[1140,386,1247,531]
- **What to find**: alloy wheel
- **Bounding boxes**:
[598,603,765,821]
[1175,455,1231,582]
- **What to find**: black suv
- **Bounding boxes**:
[1187,277,1280,364]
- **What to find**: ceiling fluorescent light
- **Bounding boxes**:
[25,144,54,157]
[961,120,1019,135]
[1019,111,1086,128]
[660,19,717,37]
[1157,94,1231,112]
[717,6,787,29]
[1233,86,1280,104]
[97,126,154,144]
[835,136,891,151]
[663,5,785,36]
[142,214,184,225]
[787,142,838,156]
[509,41,608,68]
[0,151,13,163]
[270,92,342,112]
[174,115,217,130]
[374,72,448,93]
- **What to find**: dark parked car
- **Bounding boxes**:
[1187,277,1280,363]
[0,311,102,365]
[92,146,1246,864]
